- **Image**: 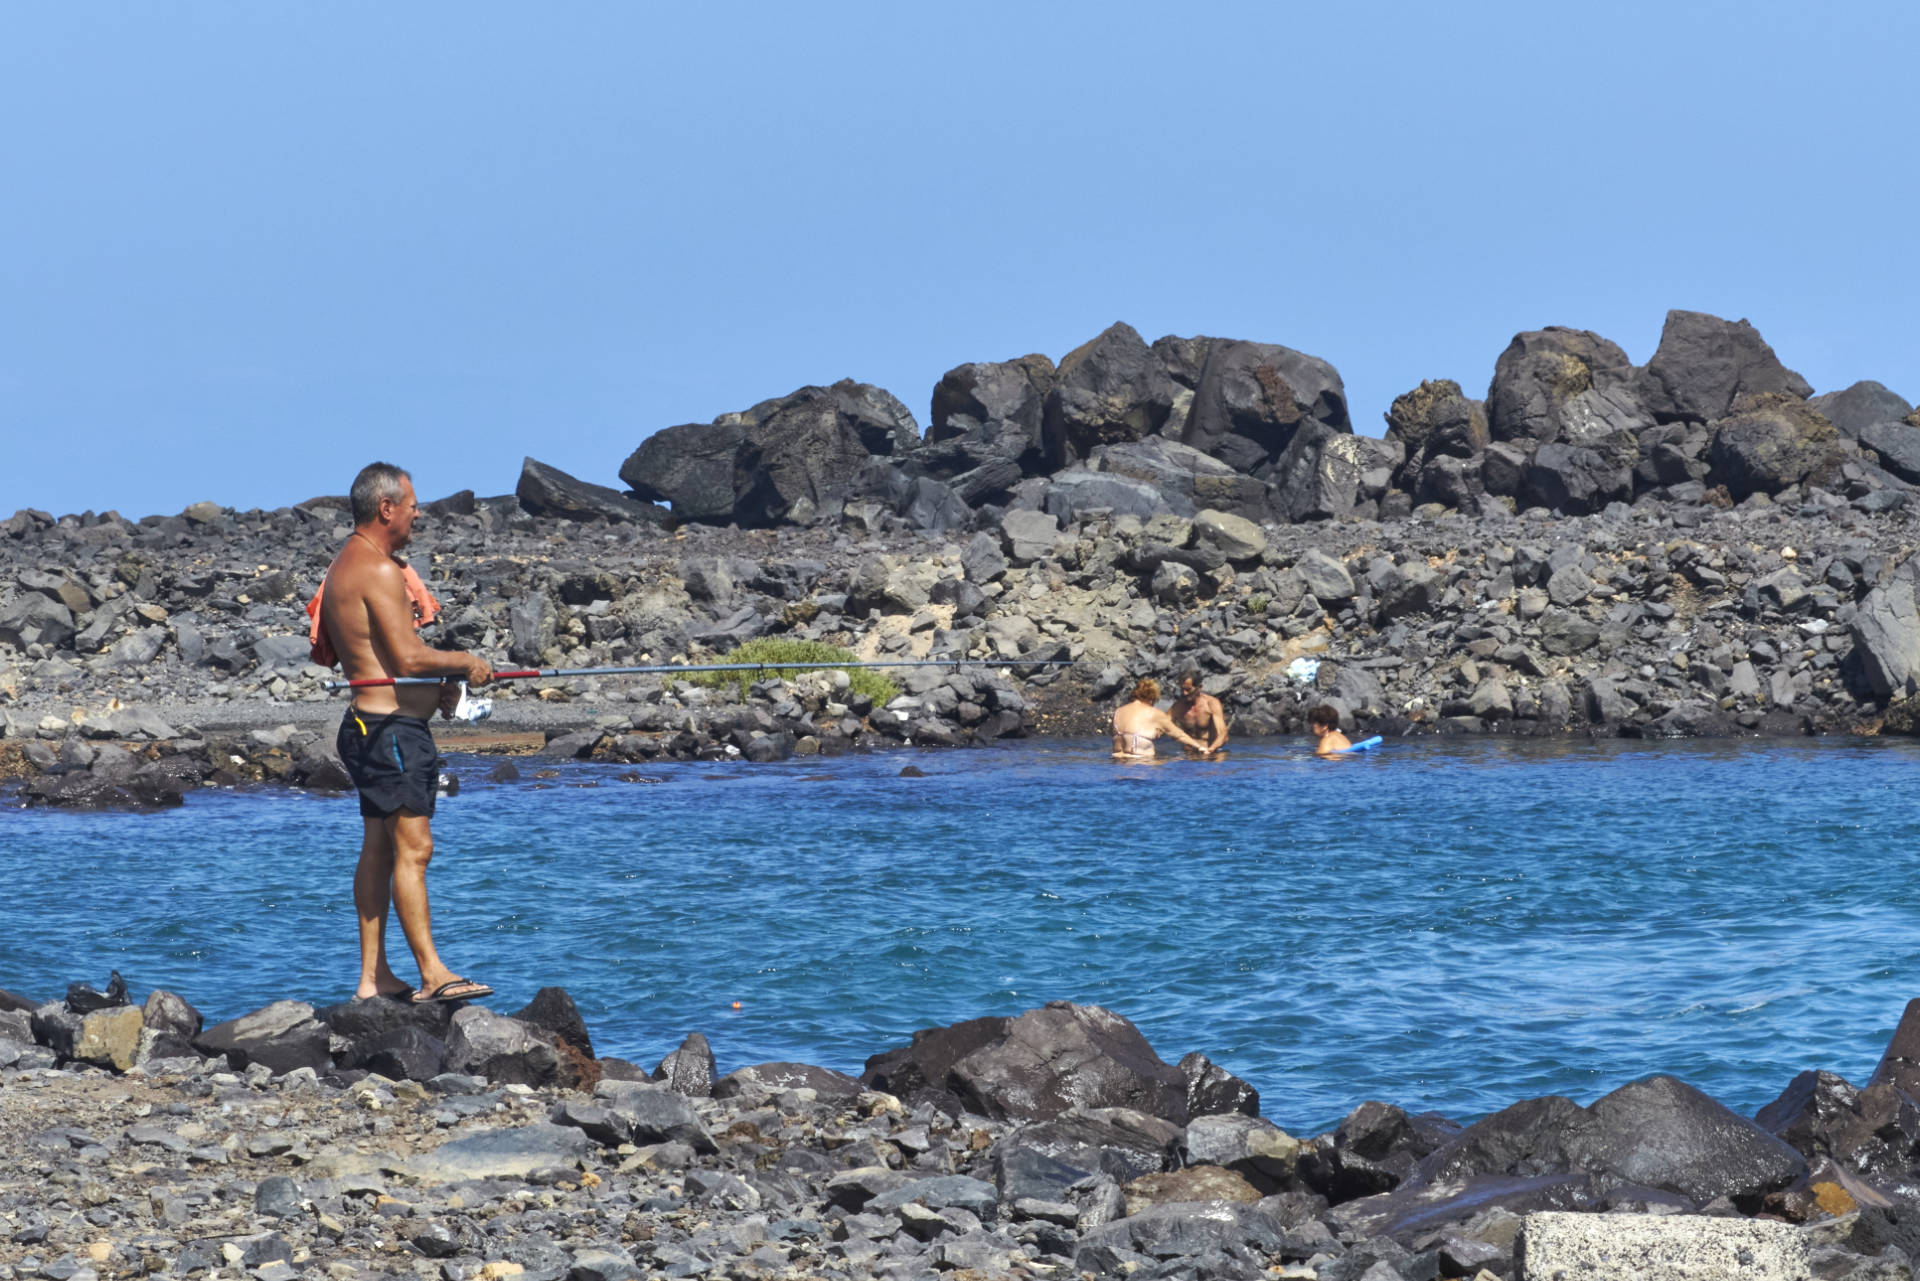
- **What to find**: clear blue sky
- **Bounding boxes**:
[4,2,1915,519]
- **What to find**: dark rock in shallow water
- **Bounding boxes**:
[862,1001,1189,1123]
[196,1000,332,1076]
[1756,1068,1860,1160]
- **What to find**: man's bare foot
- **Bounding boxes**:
[355,973,414,1000]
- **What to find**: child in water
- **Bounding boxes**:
[1307,704,1352,756]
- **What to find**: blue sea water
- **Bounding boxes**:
[4,735,1918,1135]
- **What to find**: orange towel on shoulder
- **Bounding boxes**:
[306,564,442,669]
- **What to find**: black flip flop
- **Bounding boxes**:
[411,978,494,1004]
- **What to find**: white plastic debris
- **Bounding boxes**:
[1285,657,1321,683]
[450,682,493,723]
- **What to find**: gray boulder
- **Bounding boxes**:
[516,458,665,524]
[925,353,1055,473]
[445,1006,561,1086]
[1181,337,1350,467]
[1707,393,1842,499]
[1810,380,1912,438]
[732,385,901,526]
[1385,378,1489,496]
[861,1000,1189,1124]
[0,594,75,650]
[1191,510,1266,561]
[1083,437,1269,521]
[1042,322,1177,469]
[1487,327,1652,446]
[1850,576,1920,699]
[1000,509,1063,566]
[1045,469,1185,522]
[1294,549,1356,604]
[651,1031,718,1096]
[408,1124,590,1183]
[1858,420,1920,485]
[1521,439,1634,515]
[713,1061,861,1099]
[1638,310,1813,423]
[1562,1074,1807,1203]
[619,421,746,522]
[1269,421,1370,522]
[196,1000,331,1076]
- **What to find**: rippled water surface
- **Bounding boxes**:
[6,736,1919,1133]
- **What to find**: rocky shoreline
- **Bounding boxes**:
[5,980,1920,1281]
[8,307,1920,810]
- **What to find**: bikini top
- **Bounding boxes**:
[305,561,441,668]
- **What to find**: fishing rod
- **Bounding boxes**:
[321,657,1074,691]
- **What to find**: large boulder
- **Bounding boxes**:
[1558,1074,1806,1204]
[1045,469,1185,522]
[732,383,912,526]
[619,380,917,527]
[196,1001,331,1076]
[618,421,747,522]
[516,458,666,525]
[1269,421,1372,522]
[924,353,1055,476]
[861,1001,1190,1124]
[1384,379,1488,493]
[0,594,76,651]
[1850,575,1920,699]
[1707,393,1842,499]
[1520,438,1635,515]
[1486,327,1652,446]
[1082,437,1270,521]
[1810,380,1912,438]
[1181,337,1350,470]
[445,1006,562,1086]
[1857,420,1920,486]
[1042,323,1177,469]
[1638,310,1813,424]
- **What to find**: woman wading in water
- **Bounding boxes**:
[1112,677,1211,759]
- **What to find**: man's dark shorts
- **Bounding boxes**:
[337,709,441,819]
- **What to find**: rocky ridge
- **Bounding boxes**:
[7,981,1920,1281]
[7,311,1920,810]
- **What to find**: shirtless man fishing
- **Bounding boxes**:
[1168,669,1229,754]
[319,463,495,1004]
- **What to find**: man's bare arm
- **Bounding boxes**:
[1154,709,1209,752]
[366,562,493,685]
[1207,700,1229,752]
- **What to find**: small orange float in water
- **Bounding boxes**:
[731,1001,742,1009]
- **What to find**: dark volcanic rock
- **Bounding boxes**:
[1042,322,1177,470]
[1559,1074,1807,1204]
[1521,438,1635,515]
[1850,575,1920,698]
[733,383,912,526]
[1181,337,1350,467]
[1270,421,1372,523]
[196,1000,332,1076]
[714,1061,861,1099]
[1708,393,1842,499]
[1638,309,1814,424]
[516,458,666,525]
[862,1001,1189,1124]
[1487,326,1651,445]
[1812,380,1913,438]
[513,987,594,1059]
[925,353,1055,475]
[652,1031,718,1096]
[619,420,748,522]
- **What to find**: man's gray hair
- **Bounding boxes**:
[350,462,411,526]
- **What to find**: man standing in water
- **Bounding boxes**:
[319,463,495,1004]
[1169,669,1229,754]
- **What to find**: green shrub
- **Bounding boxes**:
[687,638,901,706]
[1245,594,1270,615]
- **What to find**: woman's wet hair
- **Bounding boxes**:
[1131,678,1160,705]
[1307,704,1340,730]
